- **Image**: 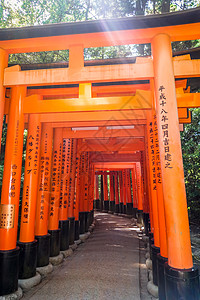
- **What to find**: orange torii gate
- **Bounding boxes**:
[0,7,199,300]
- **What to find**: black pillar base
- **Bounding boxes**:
[85,212,90,232]
[68,217,75,245]
[88,210,94,226]
[152,245,160,286]
[59,220,69,251]
[18,240,37,279]
[0,247,20,296]
[103,201,109,212]
[79,212,86,234]
[143,213,149,236]
[35,234,50,267]
[133,207,137,219]
[91,210,94,224]
[48,229,61,257]
[119,203,124,214]
[123,204,127,214]
[74,220,80,241]
[115,204,119,214]
[109,201,115,213]
[165,263,200,300]
[137,210,144,225]
[94,199,100,210]
[126,203,133,215]
[149,237,154,260]
[157,254,168,300]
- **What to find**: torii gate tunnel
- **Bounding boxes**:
[0,7,200,300]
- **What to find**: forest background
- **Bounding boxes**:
[0,0,199,222]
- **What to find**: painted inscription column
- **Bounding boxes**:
[18,114,41,279]
[59,138,71,251]
[152,34,199,299]
[68,139,77,245]
[83,152,90,232]
[48,128,63,257]
[35,123,53,267]
[146,112,160,250]
[74,142,81,241]
[79,152,86,234]
[144,132,154,234]
[0,86,26,296]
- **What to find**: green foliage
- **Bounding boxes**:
[181,108,200,221]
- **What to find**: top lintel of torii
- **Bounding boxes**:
[0,8,199,53]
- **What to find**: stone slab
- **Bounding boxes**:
[18,273,41,291]
[0,288,23,300]
[49,253,64,266]
[147,281,158,298]
[61,248,73,258]
[36,263,53,277]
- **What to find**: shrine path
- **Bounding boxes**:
[23,213,141,300]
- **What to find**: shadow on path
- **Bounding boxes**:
[23,212,140,300]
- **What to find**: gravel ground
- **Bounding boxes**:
[23,213,144,300]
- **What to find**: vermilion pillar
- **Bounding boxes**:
[136,163,143,224]
[59,139,71,251]
[88,163,94,226]
[48,128,63,257]
[144,133,154,233]
[152,34,199,299]
[142,150,151,235]
[146,112,160,249]
[131,165,138,218]
[94,174,100,210]
[18,114,41,279]
[114,172,119,213]
[0,86,26,296]
[109,171,115,213]
[68,139,77,245]
[126,169,133,215]
[103,172,109,212]
[154,115,168,299]
[119,171,124,214]
[84,152,90,232]
[122,170,127,214]
[79,152,86,234]
[35,123,53,267]
[74,144,81,241]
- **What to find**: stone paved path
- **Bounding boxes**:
[23,212,140,300]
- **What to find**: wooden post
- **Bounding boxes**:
[48,128,63,257]
[18,114,41,279]
[35,123,53,267]
[0,86,26,296]
[109,171,115,213]
[59,138,70,251]
[114,172,120,214]
[152,33,199,299]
